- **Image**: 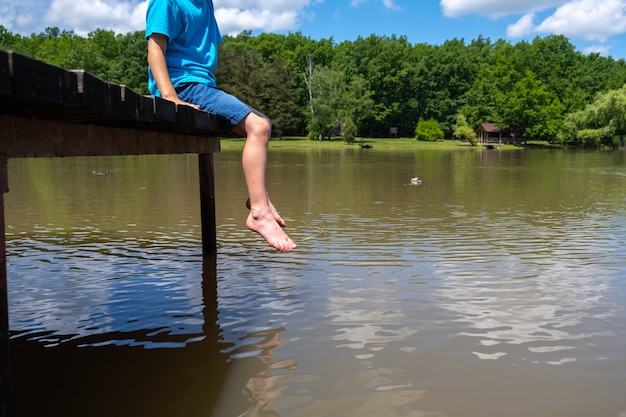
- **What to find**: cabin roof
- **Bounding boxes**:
[477,123,500,133]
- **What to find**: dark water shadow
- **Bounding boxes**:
[9,254,234,417]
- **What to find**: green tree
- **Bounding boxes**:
[460,66,503,128]
[338,73,375,136]
[304,60,375,140]
[502,70,564,141]
[31,27,77,67]
[416,38,485,136]
[0,25,22,49]
[216,38,300,137]
[333,35,420,136]
[306,66,344,139]
[265,55,300,138]
[528,36,580,106]
[561,84,626,148]
[113,31,149,93]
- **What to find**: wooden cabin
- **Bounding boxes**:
[477,123,502,144]
[477,123,524,145]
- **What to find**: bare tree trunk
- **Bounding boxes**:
[303,53,315,121]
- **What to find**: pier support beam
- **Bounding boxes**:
[0,158,10,417]
[198,153,217,254]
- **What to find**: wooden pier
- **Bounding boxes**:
[0,49,225,416]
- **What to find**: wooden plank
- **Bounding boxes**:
[0,115,220,158]
[120,85,140,120]
[195,111,222,131]
[0,51,9,95]
[0,51,83,122]
[153,96,177,123]
[136,94,157,122]
[9,51,79,107]
[176,103,196,127]
[1,50,225,136]
[72,70,123,116]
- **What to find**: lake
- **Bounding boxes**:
[5,146,626,417]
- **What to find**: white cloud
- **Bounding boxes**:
[502,0,626,41]
[506,13,536,38]
[535,0,626,41]
[0,0,45,34]
[44,0,148,36]
[0,0,147,35]
[215,8,300,34]
[214,0,311,8]
[382,0,401,11]
[212,0,318,35]
[0,0,320,37]
[440,0,568,18]
[584,44,611,55]
[350,0,400,10]
[441,0,626,55]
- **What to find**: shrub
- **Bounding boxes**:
[415,118,444,141]
[454,114,478,146]
[342,117,357,144]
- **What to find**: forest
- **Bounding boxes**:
[2,25,626,149]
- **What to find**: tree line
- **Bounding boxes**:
[2,25,626,149]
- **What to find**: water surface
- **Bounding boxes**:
[6,147,626,417]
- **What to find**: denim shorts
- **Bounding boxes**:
[175,83,251,132]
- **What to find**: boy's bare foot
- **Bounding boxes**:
[246,198,286,227]
[246,206,297,252]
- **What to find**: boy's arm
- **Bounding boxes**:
[147,34,200,109]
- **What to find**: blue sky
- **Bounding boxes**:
[2,0,626,59]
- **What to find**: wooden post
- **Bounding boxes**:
[198,153,217,254]
[0,158,10,417]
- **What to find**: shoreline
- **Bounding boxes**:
[219,137,546,151]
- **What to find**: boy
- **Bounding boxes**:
[146,0,297,252]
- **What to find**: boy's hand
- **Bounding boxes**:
[169,97,200,110]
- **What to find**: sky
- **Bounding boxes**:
[2,0,626,59]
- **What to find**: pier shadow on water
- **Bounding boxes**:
[4,154,300,417]
[9,254,276,417]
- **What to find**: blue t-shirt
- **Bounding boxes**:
[146,0,223,96]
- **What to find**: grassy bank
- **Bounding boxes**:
[219,137,532,151]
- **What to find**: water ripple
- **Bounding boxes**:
[8,232,205,348]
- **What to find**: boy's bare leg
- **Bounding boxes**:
[235,112,297,252]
